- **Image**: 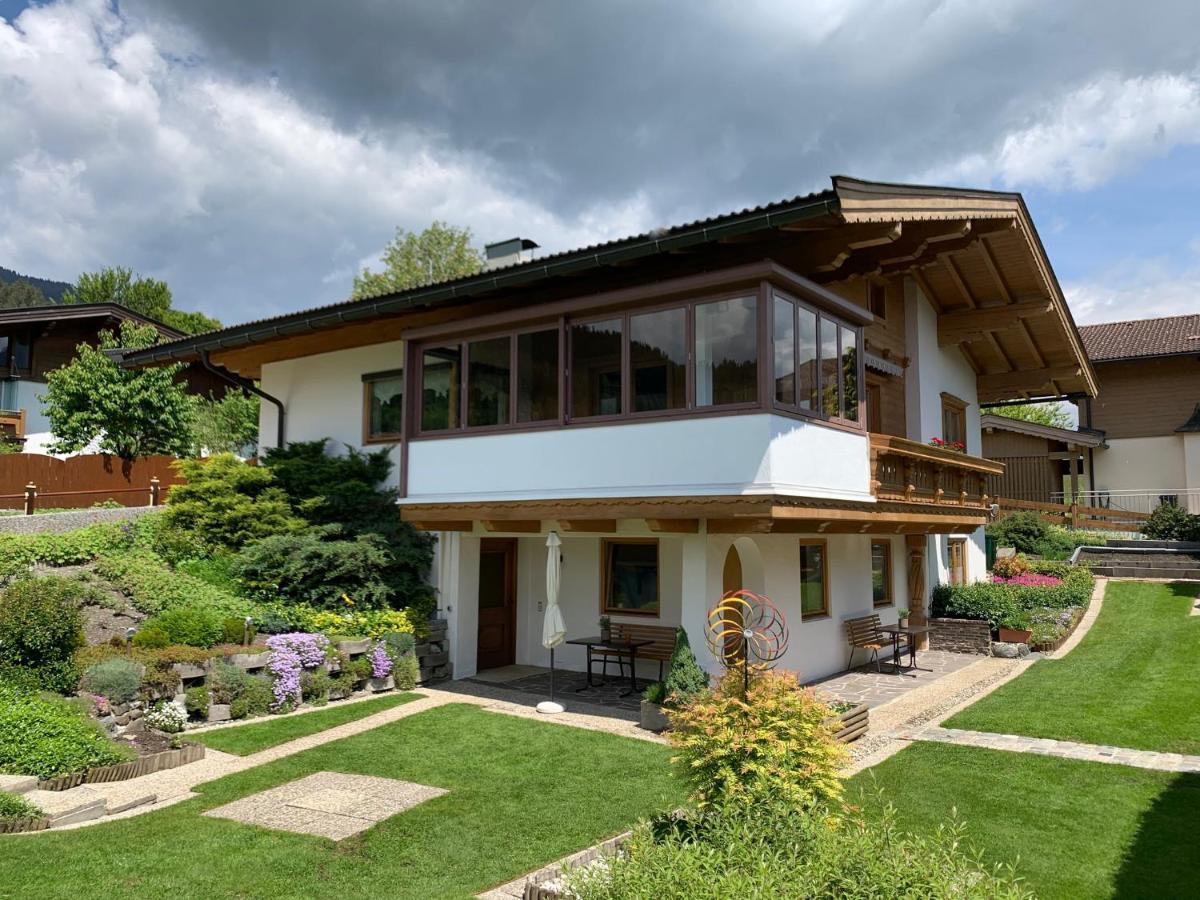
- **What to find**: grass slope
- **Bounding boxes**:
[193,693,420,755]
[0,704,681,900]
[851,742,1200,900]
[947,580,1200,754]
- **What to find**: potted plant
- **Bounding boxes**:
[897,607,910,628]
[640,682,669,732]
[639,628,709,732]
[599,616,612,643]
[998,610,1033,644]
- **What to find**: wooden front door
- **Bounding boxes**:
[477,538,517,670]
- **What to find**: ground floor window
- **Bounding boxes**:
[601,539,659,616]
[870,540,892,607]
[948,538,968,586]
[799,540,828,619]
[363,369,404,442]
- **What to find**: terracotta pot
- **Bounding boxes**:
[998,627,1032,644]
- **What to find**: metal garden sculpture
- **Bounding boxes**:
[705,590,790,693]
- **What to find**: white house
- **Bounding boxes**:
[125,176,1097,683]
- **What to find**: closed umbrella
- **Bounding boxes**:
[537,531,566,714]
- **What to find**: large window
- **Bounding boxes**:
[799,540,828,619]
[773,296,795,405]
[773,288,860,424]
[631,307,687,412]
[0,331,30,372]
[571,318,623,419]
[516,329,559,423]
[871,540,892,607]
[602,539,659,616]
[695,296,758,407]
[421,345,461,431]
[363,370,404,442]
[467,336,511,427]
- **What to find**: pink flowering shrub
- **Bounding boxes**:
[369,641,393,679]
[991,573,1063,587]
[266,632,330,708]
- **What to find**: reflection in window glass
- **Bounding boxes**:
[871,541,891,606]
[467,336,511,427]
[797,307,817,411]
[695,296,757,407]
[773,296,795,405]
[631,307,687,412]
[603,541,659,614]
[516,329,559,423]
[366,375,404,438]
[421,345,461,431]
[840,326,858,421]
[799,542,826,617]
[571,318,623,418]
[819,319,839,418]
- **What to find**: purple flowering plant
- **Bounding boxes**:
[369,641,393,679]
[266,632,330,708]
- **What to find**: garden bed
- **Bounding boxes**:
[37,742,205,791]
[0,815,51,835]
[1029,604,1088,653]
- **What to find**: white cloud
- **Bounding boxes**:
[1065,257,1200,324]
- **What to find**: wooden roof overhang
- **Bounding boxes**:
[400,494,991,536]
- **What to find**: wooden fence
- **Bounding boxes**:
[0,454,184,512]
[995,496,1149,532]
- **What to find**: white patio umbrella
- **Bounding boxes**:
[537,531,566,714]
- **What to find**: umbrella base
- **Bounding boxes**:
[536,701,565,715]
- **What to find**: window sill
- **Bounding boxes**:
[800,612,830,622]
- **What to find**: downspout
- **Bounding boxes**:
[198,350,286,450]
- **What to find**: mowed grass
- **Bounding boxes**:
[1,704,682,900]
[851,742,1200,900]
[947,580,1200,754]
[193,693,420,755]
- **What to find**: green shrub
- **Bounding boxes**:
[0,789,41,821]
[986,511,1050,554]
[382,631,415,657]
[131,624,170,649]
[1143,502,1200,542]
[95,551,251,616]
[232,529,397,609]
[79,658,142,704]
[345,656,372,682]
[129,511,208,564]
[932,565,1095,630]
[300,669,330,705]
[176,555,240,593]
[0,576,86,692]
[0,681,133,779]
[141,604,224,648]
[229,676,273,719]
[663,627,707,708]
[990,554,1030,579]
[208,661,249,705]
[0,524,134,585]
[221,616,255,646]
[565,801,1030,899]
[163,454,305,553]
[643,681,667,704]
[184,685,210,719]
[392,653,420,690]
[669,670,845,812]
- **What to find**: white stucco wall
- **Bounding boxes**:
[1091,435,1198,513]
[406,413,872,503]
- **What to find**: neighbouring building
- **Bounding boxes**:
[125,176,1097,682]
[980,413,1106,504]
[1077,314,1200,514]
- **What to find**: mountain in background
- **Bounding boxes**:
[0,266,71,303]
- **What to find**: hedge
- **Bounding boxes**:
[931,563,1094,630]
[0,681,132,780]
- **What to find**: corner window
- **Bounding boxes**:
[602,540,659,616]
[631,307,687,412]
[773,296,795,406]
[871,540,892,607]
[774,288,860,425]
[840,327,858,421]
[571,318,623,418]
[421,346,462,431]
[695,296,758,407]
[799,540,828,619]
[363,370,404,442]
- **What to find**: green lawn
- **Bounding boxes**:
[946,580,1200,754]
[1,704,682,899]
[851,742,1200,899]
[193,693,420,755]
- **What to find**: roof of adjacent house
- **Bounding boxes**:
[1078,314,1200,362]
[980,413,1107,448]
[0,303,184,339]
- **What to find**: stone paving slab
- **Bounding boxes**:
[806,650,979,708]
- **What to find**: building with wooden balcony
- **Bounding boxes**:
[125,176,1096,682]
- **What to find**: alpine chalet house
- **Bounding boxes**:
[125,177,1096,682]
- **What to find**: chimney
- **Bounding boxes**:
[484,237,539,270]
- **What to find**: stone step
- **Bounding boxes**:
[0,774,38,795]
[25,786,108,826]
[1090,566,1200,580]
[106,792,157,815]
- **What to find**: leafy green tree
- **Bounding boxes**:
[984,402,1072,429]
[62,266,222,335]
[42,321,195,461]
[192,391,260,456]
[0,279,46,309]
[352,221,484,299]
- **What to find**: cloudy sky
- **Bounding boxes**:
[2,0,1200,327]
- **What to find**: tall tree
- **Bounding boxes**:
[984,402,1073,429]
[192,390,260,457]
[42,320,194,461]
[62,266,222,335]
[0,279,46,309]
[352,221,484,299]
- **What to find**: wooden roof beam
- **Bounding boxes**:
[978,366,1081,399]
[799,222,904,272]
[645,519,701,533]
[481,520,542,533]
[938,298,1054,347]
[557,519,618,533]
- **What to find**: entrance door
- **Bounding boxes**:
[477,538,517,670]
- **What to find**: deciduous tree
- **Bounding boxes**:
[352,221,484,298]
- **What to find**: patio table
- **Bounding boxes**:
[877,624,934,674]
[566,636,653,697]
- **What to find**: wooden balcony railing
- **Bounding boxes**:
[869,433,1004,509]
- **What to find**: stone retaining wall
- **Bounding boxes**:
[928,617,991,655]
[0,505,158,535]
[417,619,450,683]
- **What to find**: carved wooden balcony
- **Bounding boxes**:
[869,433,1004,509]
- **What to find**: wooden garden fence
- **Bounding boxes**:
[0,454,184,513]
[995,496,1149,533]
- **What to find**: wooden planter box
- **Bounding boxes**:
[825,703,869,743]
[639,700,669,732]
[38,742,206,791]
[998,627,1032,644]
[0,816,50,834]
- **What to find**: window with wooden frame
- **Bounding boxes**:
[772,288,862,426]
[867,281,887,319]
[870,540,892,607]
[798,540,828,619]
[865,381,883,434]
[941,393,967,448]
[601,539,660,616]
[362,369,404,443]
[947,538,968,586]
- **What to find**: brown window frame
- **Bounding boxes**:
[361,368,405,445]
[600,538,661,618]
[865,379,883,434]
[941,392,968,447]
[867,281,887,319]
[870,539,893,607]
[798,538,829,620]
[948,538,968,586]
[770,287,863,428]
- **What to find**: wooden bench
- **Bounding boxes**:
[594,623,677,683]
[844,614,906,673]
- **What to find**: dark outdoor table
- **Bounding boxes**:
[566,636,653,697]
[877,624,934,674]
